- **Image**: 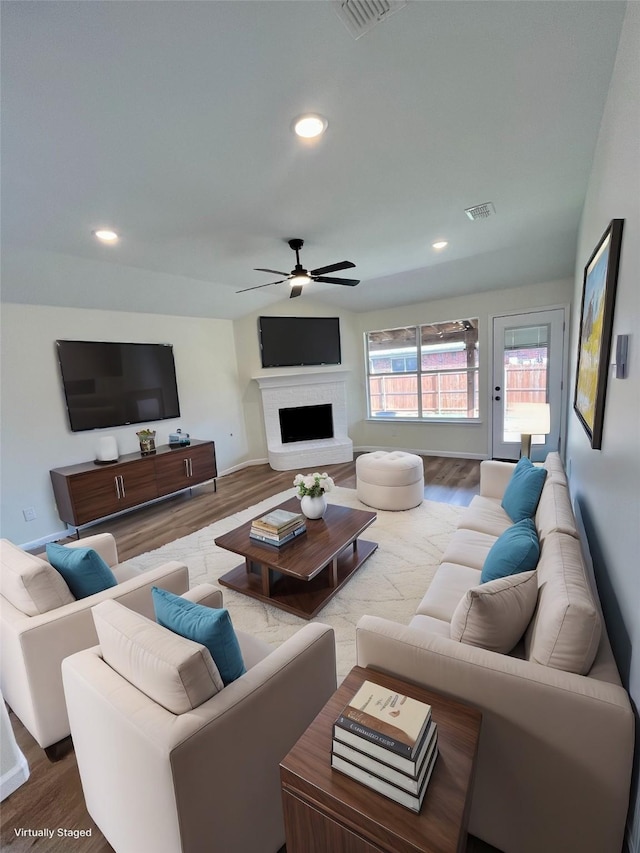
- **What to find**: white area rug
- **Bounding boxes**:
[119,488,463,681]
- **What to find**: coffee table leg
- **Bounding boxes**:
[261,565,270,596]
[329,557,338,587]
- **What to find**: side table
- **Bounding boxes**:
[280,666,481,853]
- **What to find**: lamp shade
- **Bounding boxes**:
[505,403,551,436]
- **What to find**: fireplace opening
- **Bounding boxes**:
[279,404,334,444]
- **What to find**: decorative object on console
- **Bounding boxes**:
[574,218,624,449]
[169,429,190,447]
[294,471,334,519]
[136,428,156,455]
[504,401,550,459]
[95,435,118,464]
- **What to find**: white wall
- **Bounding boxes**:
[0,304,248,545]
[565,5,640,850]
[232,298,362,463]
[351,278,573,457]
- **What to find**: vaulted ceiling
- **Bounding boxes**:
[0,1,626,319]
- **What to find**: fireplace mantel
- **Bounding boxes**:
[253,370,353,471]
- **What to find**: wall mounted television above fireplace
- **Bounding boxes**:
[258,316,341,368]
[56,340,181,432]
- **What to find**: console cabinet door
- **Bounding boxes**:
[64,459,157,525]
[155,443,217,496]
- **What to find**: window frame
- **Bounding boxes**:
[365,320,480,423]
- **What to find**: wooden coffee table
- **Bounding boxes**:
[280,666,482,853]
[215,497,377,619]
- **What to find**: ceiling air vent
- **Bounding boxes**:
[333,0,408,40]
[465,202,496,221]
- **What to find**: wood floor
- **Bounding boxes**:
[3,455,499,853]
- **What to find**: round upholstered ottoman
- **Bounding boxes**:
[356,451,424,511]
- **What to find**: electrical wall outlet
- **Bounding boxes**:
[22,506,37,522]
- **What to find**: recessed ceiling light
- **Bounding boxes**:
[432,240,448,250]
[292,114,328,139]
[93,229,119,243]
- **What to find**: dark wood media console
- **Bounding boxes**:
[50,439,216,529]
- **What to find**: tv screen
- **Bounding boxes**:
[259,316,341,368]
[56,340,181,432]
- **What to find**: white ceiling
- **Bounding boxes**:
[0,1,626,320]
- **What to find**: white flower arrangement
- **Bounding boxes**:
[293,471,335,499]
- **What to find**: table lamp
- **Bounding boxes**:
[505,402,551,459]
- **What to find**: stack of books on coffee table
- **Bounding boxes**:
[249,508,306,547]
[331,679,438,813]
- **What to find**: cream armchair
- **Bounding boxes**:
[0,533,189,755]
[61,585,337,853]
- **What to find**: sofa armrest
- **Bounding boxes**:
[479,459,515,499]
[0,561,189,748]
[356,615,633,853]
[62,623,337,853]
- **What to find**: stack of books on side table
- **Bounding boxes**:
[249,508,306,547]
[331,680,438,813]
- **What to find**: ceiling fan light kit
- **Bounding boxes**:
[237,238,360,299]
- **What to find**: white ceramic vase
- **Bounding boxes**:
[300,494,327,520]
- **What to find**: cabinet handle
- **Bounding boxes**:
[188,458,193,477]
[119,475,126,498]
[184,459,189,477]
[114,476,120,499]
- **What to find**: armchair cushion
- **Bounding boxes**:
[92,599,223,714]
[501,457,547,522]
[46,543,117,599]
[152,587,246,686]
[1,539,74,616]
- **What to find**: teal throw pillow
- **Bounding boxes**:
[481,518,540,583]
[45,543,117,599]
[501,457,547,522]
[152,587,246,686]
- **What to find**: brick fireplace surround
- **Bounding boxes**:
[254,370,353,471]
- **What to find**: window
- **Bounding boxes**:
[366,320,479,420]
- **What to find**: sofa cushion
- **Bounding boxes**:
[415,563,482,622]
[535,481,579,542]
[440,528,498,572]
[450,570,538,653]
[481,518,540,583]
[92,599,224,714]
[524,532,601,674]
[152,587,246,686]
[501,457,547,522]
[46,543,118,599]
[457,496,513,538]
[543,451,569,486]
[1,539,75,616]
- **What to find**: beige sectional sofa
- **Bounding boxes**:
[356,453,634,853]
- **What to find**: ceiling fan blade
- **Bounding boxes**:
[254,268,290,277]
[310,261,355,276]
[313,276,360,286]
[289,285,303,299]
[236,280,286,293]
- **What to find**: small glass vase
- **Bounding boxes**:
[138,435,156,455]
[300,494,327,520]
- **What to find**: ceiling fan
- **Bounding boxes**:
[237,238,360,298]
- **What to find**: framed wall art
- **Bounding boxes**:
[573,218,624,449]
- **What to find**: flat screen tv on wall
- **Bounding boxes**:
[258,316,341,368]
[56,340,181,432]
